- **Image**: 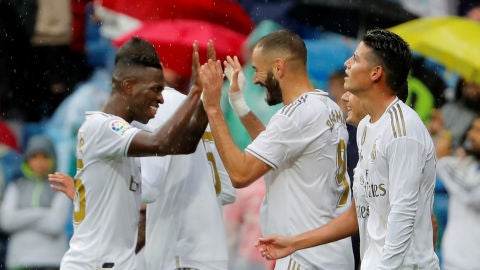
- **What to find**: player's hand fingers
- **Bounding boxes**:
[207,40,216,61]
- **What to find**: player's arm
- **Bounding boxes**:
[136,205,146,254]
[257,199,358,260]
[128,41,214,156]
[201,59,271,188]
[431,213,438,250]
[378,138,425,269]
[224,56,265,139]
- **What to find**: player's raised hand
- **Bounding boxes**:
[224,55,245,93]
[224,55,250,117]
[190,40,217,95]
[207,39,216,61]
[48,172,75,200]
[189,40,202,94]
[200,59,224,111]
[255,235,296,260]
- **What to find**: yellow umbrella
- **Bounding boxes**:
[389,16,480,85]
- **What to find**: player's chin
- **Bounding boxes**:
[138,114,152,125]
[345,113,354,125]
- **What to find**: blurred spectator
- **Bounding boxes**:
[0,121,22,268]
[440,78,480,150]
[224,178,274,270]
[436,115,480,270]
[25,0,92,121]
[0,135,71,270]
[1,0,92,121]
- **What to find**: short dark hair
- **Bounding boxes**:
[115,37,162,69]
[254,29,307,66]
[362,29,412,99]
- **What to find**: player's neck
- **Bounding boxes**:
[281,76,314,105]
[102,95,132,122]
[364,93,396,123]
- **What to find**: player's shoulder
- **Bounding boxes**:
[383,99,426,139]
[82,111,131,135]
[278,90,330,118]
[84,111,122,125]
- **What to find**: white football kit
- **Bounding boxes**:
[246,90,354,269]
[138,88,233,270]
[61,112,142,270]
[355,98,439,269]
[352,166,370,259]
[437,155,480,270]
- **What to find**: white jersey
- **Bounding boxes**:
[61,112,142,270]
[246,90,354,269]
[437,156,480,270]
[352,166,369,260]
[139,88,231,270]
[355,98,439,270]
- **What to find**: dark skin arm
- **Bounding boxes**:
[136,205,146,253]
[128,41,215,156]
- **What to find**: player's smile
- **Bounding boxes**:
[147,103,158,119]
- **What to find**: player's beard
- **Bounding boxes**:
[264,71,282,106]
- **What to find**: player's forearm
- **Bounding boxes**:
[239,111,266,140]
[172,100,209,150]
[153,88,206,155]
[378,207,416,269]
[291,205,358,251]
[206,107,256,188]
[379,139,424,268]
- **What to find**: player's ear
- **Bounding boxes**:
[370,65,382,82]
[273,58,285,78]
[121,79,135,95]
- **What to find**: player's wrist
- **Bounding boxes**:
[228,90,250,117]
